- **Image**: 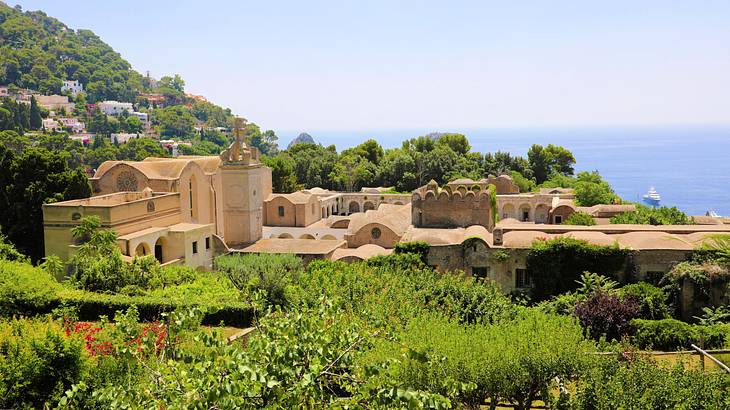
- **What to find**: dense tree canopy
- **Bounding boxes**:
[0,4,143,102]
[0,143,91,261]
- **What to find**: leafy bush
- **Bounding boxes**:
[0,318,85,409]
[527,237,629,301]
[296,257,515,326]
[362,310,592,408]
[394,240,431,264]
[69,221,162,293]
[57,288,252,328]
[631,318,730,350]
[0,233,29,262]
[563,211,596,226]
[571,357,730,408]
[0,259,60,316]
[662,260,730,319]
[619,282,670,320]
[574,292,641,341]
[61,302,449,409]
[610,204,693,225]
[215,253,303,307]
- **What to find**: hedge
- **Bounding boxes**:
[57,289,253,328]
[0,260,253,327]
[631,318,730,351]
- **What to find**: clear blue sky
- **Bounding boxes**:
[13,1,730,131]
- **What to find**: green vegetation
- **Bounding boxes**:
[611,203,693,225]
[0,139,91,261]
[563,211,596,226]
[1,240,729,408]
[0,3,141,101]
[527,237,629,301]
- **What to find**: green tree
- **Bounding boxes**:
[0,145,91,261]
[263,155,298,193]
[154,106,196,137]
[29,95,42,130]
[528,144,576,184]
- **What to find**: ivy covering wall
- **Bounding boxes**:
[527,237,630,300]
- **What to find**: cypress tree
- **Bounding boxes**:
[29,96,42,130]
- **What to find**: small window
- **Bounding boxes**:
[371,227,381,239]
[554,215,562,224]
[205,237,210,250]
[645,271,664,285]
[472,266,489,280]
[192,241,198,254]
[515,268,533,288]
[278,206,285,217]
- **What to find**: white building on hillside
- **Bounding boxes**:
[42,118,63,132]
[99,101,134,116]
[110,133,139,144]
[58,117,85,133]
[61,80,83,96]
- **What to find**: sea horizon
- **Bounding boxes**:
[276,124,730,217]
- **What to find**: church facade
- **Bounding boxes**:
[43,120,272,269]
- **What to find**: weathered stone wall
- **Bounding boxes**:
[411,187,493,229]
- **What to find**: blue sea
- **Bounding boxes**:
[277,125,730,217]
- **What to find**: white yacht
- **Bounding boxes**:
[642,187,661,206]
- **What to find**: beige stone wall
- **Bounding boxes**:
[632,249,691,281]
[169,226,217,268]
[43,193,182,262]
[412,189,493,229]
[219,165,268,246]
[425,243,698,295]
[496,194,555,223]
[264,196,321,227]
[426,244,528,293]
[549,205,575,224]
[486,175,520,194]
[345,223,402,248]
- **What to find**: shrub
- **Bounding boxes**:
[0,318,85,409]
[295,258,515,327]
[215,253,303,307]
[56,288,253,328]
[571,357,730,408]
[574,292,641,341]
[0,233,29,263]
[610,204,693,225]
[631,318,730,350]
[394,241,430,264]
[362,310,592,408]
[563,212,596,226]
[0,259,60,316]
[619,282,670,320]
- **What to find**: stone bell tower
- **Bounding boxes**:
[218,118,272,247]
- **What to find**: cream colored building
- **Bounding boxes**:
[43,122,272,268]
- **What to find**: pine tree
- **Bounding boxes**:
[29,96,42,130]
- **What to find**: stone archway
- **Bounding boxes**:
[299,233,316,240]
[135,242,151,257]
[518,203,532,222]
[154,236,168,263]
[363,201,375,211]
[348,201,360,214]
[535,204,549,224]
[501,203,516,220]
[278,233,294,239]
